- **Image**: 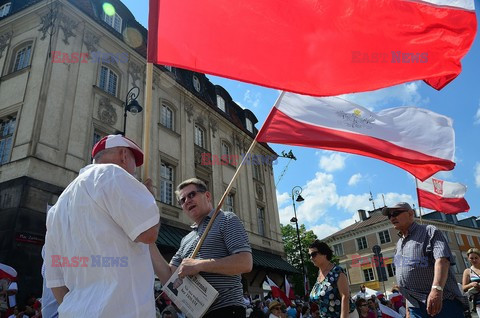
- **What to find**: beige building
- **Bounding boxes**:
[323,207,480,294]
[0,0,296,302]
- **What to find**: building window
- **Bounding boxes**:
[363,268,374,282]
[221,141,232,165]
[0,3,11,17]
[442,231,451,243]
[357,236,368,250]
[333,243,344,256]
[98,65,118,96]
[253,161,263,181]
[160,162,174,205]
[378,230,391,244]
[194,124,205,148]
[103,11,122,33]
[245,118,253,133]
[386,263,396,277]
[11,43,32,73]
[160,103,174,130]
[467,235,474,246]
[0,116,16,165]
[225,193,234,212]
[451,254,460,273]
[164,65,172,71]
[216,95,226,112]
[257,206,265,236]
[456,233,464,246]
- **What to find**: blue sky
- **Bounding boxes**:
[122,1,479,238]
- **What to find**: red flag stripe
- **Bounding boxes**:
[257,108,454,181]
[148,0,476,96]
[417,188,470,213]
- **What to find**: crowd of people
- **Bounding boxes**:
[1,136,480,318]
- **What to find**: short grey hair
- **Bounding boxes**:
[92,147,121,163]
[175,178,207,198]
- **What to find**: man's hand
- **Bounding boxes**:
[177,258,205,278]
[426,289,443,316]
[143,178,154,195]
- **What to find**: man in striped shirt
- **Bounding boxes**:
[150,178,252,317]
[383,202,464,318]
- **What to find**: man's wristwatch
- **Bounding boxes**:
[432,285,443,291]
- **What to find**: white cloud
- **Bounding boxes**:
[348,173,362,186]
[475,162,480,187]
[475,103,480,125]
[243,89,261,108]
[318,152,347,172]
[340,81,429,109]
[276,190,290,208]
[310,224,340,240]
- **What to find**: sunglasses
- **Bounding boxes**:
[308,251,320,258]
[178,190,205,205]
[387,209,408,219]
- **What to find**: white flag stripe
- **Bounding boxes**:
[417,177,467,198]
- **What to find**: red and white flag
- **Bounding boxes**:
[304,275,310,297]
[256,92,455,181]
[379,303,403,318]
[266,276,291,306]
[417,176,470,213]
[0,263,17,281]
[148,0,476,96]
[285,275,295,300]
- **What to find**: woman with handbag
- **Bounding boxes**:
[463,248,480,313]
[308,240,355,318]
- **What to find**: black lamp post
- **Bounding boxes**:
[123,86,143,136]
[290,186,306,292]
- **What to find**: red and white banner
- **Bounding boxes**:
[266,276,291,306]
[148,0,476,96]
[256,92,455,181]
[285,275,295,300]
[379,303,403,318]
[417,176,470,213]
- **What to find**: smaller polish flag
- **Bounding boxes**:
[285,275,295,300]
[417,176,470,214]
[379,303,402,318]
[266,276,291,306]
[0,263,17,281]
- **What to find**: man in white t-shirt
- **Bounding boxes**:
[44,134,160,317]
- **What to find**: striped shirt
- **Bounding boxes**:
[170,209,252,312]
[394,222,462,308]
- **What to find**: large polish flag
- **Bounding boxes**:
[379,303,403,318]
[266,276,291,306]
[148,0,476,96]
[417,176,470,213]
[256,92,455,181]
[285,275,295,300]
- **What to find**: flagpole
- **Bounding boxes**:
[191,93,285,258]
[415,178,423,224]
[142,63,154,181]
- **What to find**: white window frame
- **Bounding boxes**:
[225,193,234,212]
[378,230,391,244]
[0,115,16,165]
[0,3,11,17]
[11,42,32,73]
[194,124,205,148]
[160,162,174,205]
[456,233,464,246]
[442,231,451,243]
[245,118,253,132]
[257,206,265,236]
[467,235,474,246]
[253,160,263,181]
[363,268,374,282]
[221,141,232,165]
[357,236,368,250]
[103,11,122,33]
[98,65,118,96]
[333,243,344,256]
[216,95,226,112]
[160,103,174,130]
[386,263,396,277]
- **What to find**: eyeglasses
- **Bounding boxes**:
[387,209,408,219]
[178,190,205,205]
[308,251,320,258]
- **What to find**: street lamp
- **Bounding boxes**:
[290,186,306,291]
[123,86,143,136]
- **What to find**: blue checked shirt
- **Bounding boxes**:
[394,222,462,308]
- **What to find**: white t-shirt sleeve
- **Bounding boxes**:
[98,168,159,242]
[44,207,66,288]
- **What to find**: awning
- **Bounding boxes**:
[156,224,299,274]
